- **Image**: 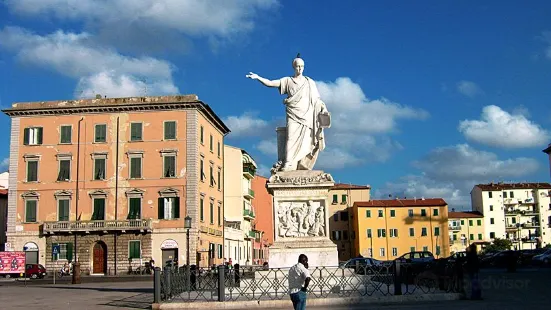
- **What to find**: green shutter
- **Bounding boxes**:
[37,127,43,144]
[60,126,71,143]
[158,198,164,219]
[173,197,180,219]
[93,199,105,220]
[200,198,204,221]
[23,128,29,145]
[66,243,73,262]
[131,157,141,178]
[129,198,141,219]
[131,123,142,140]
[164,122,176,139]
[59,200,69,221]
[129,241,140,259]
[26,200,37,222]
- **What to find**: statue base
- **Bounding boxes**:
[267,170,338,268]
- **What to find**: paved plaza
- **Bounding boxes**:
[0,268,550,309]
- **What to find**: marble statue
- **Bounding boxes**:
[246,54,331,172]
[277,200,325,238]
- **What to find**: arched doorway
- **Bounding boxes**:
[92,241,107,274]
[23,242,39,264]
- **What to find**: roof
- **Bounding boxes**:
[1,95,230,134]
[544,144,551,154]
[448,211,483,219]
[353,198,447,208]
[475,182,551,191]
[331,183,371,190]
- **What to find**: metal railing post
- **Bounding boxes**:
[165,267,172,300]
[154,267,161,303]
[394,260,402,295]
[185,265,191,292]
[218,265,226,302]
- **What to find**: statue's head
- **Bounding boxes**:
[292,53,304,77]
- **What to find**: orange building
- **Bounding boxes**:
[251,175,272,264]
[2,95,229,274]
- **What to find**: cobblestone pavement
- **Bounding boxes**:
[0,268,549,309]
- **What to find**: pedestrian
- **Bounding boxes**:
[288,254,311,310]
[466,244,482,300]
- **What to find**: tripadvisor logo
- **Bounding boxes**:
[466,277,530,290]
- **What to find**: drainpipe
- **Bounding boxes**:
[72,116,84,284]
[114,117,120,275]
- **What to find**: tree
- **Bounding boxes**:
[484,238,512,252]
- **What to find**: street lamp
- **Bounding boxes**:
[184,216,192,266]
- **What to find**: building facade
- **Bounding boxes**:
[223,145,258,266]
[2,95,229,274]
[352,198,450,261]
[251,175,272,265]
[471,182,551,250]
[448,211,486,254]
[0,188,7,252]
[328,184,370,262]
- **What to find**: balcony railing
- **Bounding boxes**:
[448,225,461,231]
[43,219,153,234]
[244,188,255,199]
[243,209,255,219]
[243,166,256,179]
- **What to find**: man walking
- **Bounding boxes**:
[288,254,311,310]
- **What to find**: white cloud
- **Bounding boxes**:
[0,26,178,98]
[456,80,483,98]
[255,139,278,157]
[223,112,270,137]
[375,144,540,209]
[458,105,550,148]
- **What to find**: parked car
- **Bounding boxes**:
[518,249,547,266]
[25,264,47,279]
[341,257,384,274]
[480,250,520,268]
[532,249,551,266]
[396,251,435,264]
[446,251,467,263]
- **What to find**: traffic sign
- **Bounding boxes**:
[52,245,60,255]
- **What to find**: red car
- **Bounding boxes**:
[25,264,47,279]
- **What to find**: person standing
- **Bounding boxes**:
[288,254,311,310]
[466,244,482,300]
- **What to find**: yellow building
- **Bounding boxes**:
[448,211,487,253]
[352,198,450,261]
[328,183,370,262]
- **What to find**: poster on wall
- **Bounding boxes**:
[0,251,26,274]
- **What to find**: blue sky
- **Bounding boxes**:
[1,0,551,209]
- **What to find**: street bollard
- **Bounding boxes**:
[153,267,161,303]
[165,267,172,300]
[393,260,402,295]
[217,265,226,302]
[185,265,191,292]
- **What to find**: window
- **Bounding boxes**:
[490,218,495,224]
[58,199,70,221]
[410,247,415,252]
[477,219,482,226]
[217,141,221,157]
[488,192,493,198]
[409,228,415,237]
[460,220,465,225]
[200,126,204,144]
[408,209,413,217]
[200,196,204,221]
[342,231,349,240]
[378,210,383,217]
[26,159,38,182]
[390,210,396,217]
[94,158,106,180]
[53,243,72,261]
[470,234,474,240]
[340,211,348,221]
[129,241,141,259]
[377,229,386,238]
[57,158,71,181]
[158,197,180,219]
[434,227,440,236]
[60,125,72,144]
[164,121,176,140]
[217,168,221,191]
[218,244,223,259]
[130,123,143,141]
[333,213,338,221]
[128,198,141,219]
[423,246,428,252]
[433,209,439,216]
[436,246,441,256]
[200,157,205,182]
[25,200,37,222]
[478,234,482,240]
[490,232,495,239]
[503,191,507,198]
[217,203,221,226]
[453,234,457,241]
[421,209,427,216]
[367,248,373,257]
[489,205,493,211]
[163,155,176,178]
[331,231,341,240]
[209,135,213,152]
[421,227,427,236]
[469,220,473,226]
[512,217,516,224]
[332,195,338,204]
[209,200,214,224]
[341,195,347,204]
[209,165,214,187]
[392,248,398,257]
[95,124,107,143]
[380,248,385,257]
[390,229,398,237]
[510,191,514,198]
[23,127,43,145]
[366,229,372,238]
[366,210,371,217]
[130,156,142,179]
[92,198,105,220]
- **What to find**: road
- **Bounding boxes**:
[0,268,549,309]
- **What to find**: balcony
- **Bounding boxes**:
[243,208,255,220]
[244,188,255,199]
[448,224,461,231]
[243,165,256,179]
[503,198,517,205]
[43,219,153,234]
[505,223,520,230]
[522,222,541,228]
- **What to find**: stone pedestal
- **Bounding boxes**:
[267,170,338,268]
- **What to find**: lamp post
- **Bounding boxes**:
[184,216,192,291]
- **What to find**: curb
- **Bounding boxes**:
[152,293,462,309]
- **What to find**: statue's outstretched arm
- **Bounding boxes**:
[246,72,281,88]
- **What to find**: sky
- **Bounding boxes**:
[1,0,551,210]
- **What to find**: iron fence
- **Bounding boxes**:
[154,259,464,303]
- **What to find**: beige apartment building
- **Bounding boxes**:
[2,95,229,274]
[223,145,258,265]
[328,183,370,262]
[448,211,487,254]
